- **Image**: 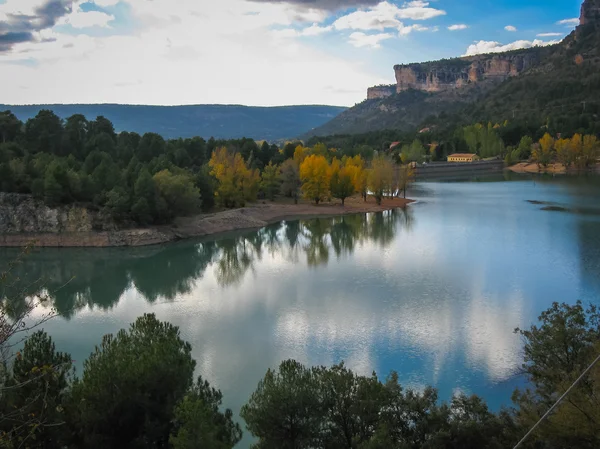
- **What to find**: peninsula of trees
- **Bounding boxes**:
[0,110,415,233]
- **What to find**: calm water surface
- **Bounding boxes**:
[2,174,600,445]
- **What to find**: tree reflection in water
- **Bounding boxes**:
[0,208,414,318]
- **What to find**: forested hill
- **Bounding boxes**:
[0,104,347,141]
[303,0,600,139]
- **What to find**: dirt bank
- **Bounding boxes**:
[0,196,413,248]
[508,162,600,174]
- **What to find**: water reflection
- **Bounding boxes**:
[3,176,600,447]
[0,208,414,318]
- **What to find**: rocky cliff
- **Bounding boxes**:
[304,0,600,138]
[0,193,173,247]
[367,85,397,100]
[368,51,542,99]
[580,0,600,26]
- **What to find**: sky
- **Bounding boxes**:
[0,0,584,106]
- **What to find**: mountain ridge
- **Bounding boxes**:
[304,0,600,139]
[0,103,347,141]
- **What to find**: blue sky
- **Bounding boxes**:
[0,0,583,106]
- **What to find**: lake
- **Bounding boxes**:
[2,173,600,445]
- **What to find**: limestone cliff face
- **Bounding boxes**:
[369,0,600,99]
[0,193,101,234]
[367,85,397,99]
[0,193,173,247]
[580,0,600,25]
[391,52,540,95]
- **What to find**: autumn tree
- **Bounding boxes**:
[532,133,555,168]
[293,145,310,166]
[209,147,260,208]
[329,159,355,206]
[398,163,414,199]
[555,138,572,168]
[260,162,281,201]
[580,134,599,168]
[368,155,394,205]
[312,142,329,158]
[300,154,330,205]
[345,155,368,202]
[570,133,583,168]
[280,159,301,204]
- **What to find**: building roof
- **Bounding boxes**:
[389,141,401,149]
[449,153,477,158]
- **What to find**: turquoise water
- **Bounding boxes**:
[2,174,600,445]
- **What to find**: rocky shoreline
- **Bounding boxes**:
[0,194,412,248]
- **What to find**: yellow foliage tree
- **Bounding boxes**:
[398,164,415,199]
[532,133,555,168]
[570,133,583,168]
[293,145,309,166]
[581,134,599,168]
[312,142,328,158]
[300,154,330,204]
[344,155,368,201]
[329,158,355,206]
[555,138,572,168]
[368,156,394,205]
[209,147,260,208]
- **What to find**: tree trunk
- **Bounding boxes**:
[403,187,406,199]
[315,198,320,205]
[341,198,345,206]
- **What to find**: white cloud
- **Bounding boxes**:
[300,23,333,36]
[398,23,428,36]
[58,9,116,28]
[557,18,579,27]
[448,24,468,31]
[463,38,560,56]
[504,25,517,32]
[271,23,333,38]
[0,0,45,19]
[348,31,393,48]
[396,1,446,20]
[536,32,563,37]
[333,1,445,31]
[93,0,121,6]
[0,0,386,106]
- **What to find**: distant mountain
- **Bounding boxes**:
[304,0,600,139]
[0,104,347,141]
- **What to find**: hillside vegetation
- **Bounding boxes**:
[305,17,600,140]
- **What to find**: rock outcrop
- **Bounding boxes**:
[369,51,542,99]
[0,193,174,247]
[580,0,600,26]
[367,52,541,99]
[367,0,600,100]
[367,85,397,100]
